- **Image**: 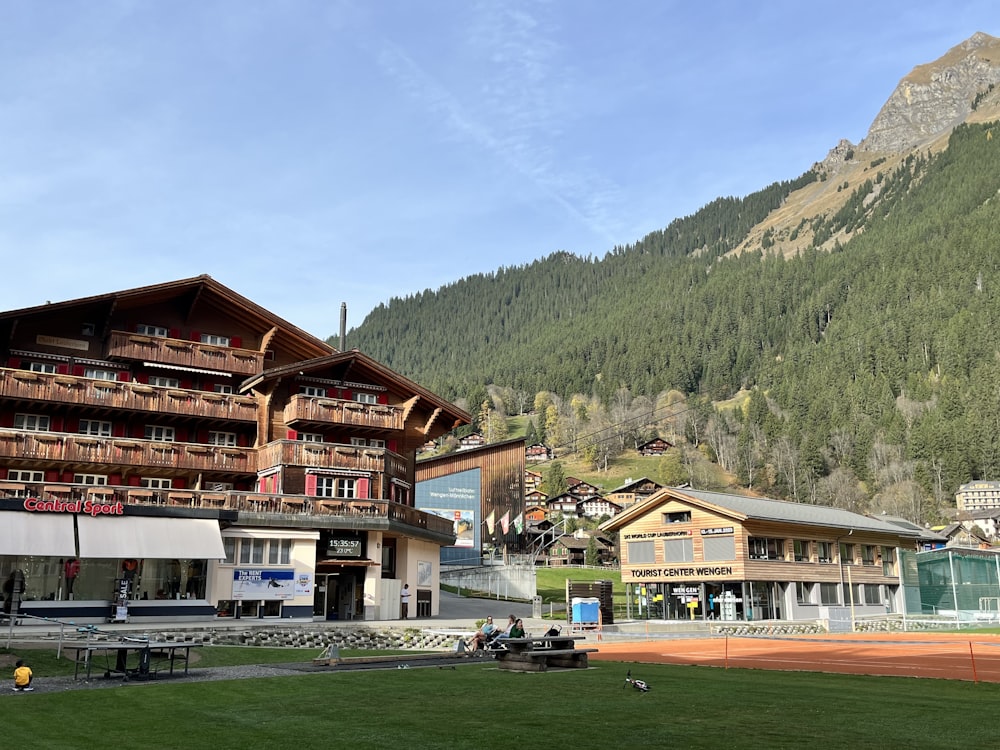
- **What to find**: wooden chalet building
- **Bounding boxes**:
[566,477,600,499]
[638,438,673,456]
[525,488,548,506]
[547,492,583,518]
[525,443,551,462]
[0,276,468,623]
[457,431,485,451]
[602,486,920,622]
[524,469,543,493]
[525,503,548,522]
[579,495,622,519]
[605,477,663,509]
[545,531,615,567]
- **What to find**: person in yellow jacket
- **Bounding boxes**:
[13,659,33,692]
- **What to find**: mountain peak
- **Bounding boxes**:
[860,32,1000,153]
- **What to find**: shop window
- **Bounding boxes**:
[663,511,691,524]
[208,431,238,446]
[238,600,260,618]
[381,540,396,578]
[793,540,811,562]
[627,540,655,564]
[216,600,235,618]
[136,324,169,337]
[79,420,113,437]
[663,537,693,563]
[819,583,840,605]
[14,413,50,432]
[261,600,282,618]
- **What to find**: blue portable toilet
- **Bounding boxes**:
[571,596,600,624]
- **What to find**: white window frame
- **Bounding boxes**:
[79,419,113,437]
[213,384,234,394]
[299,385,325,397]
[136,324,169,338]
[144,425,176,442]
[315,476,337,497]
[15,413,50,432]
[353,392,378,404]
[73,473,108,486]
[268,539,292,565]
[200,333,230,347]
[148,376,180,388]
[84,368,118,381]
[8,469,44,482]
[141,477,173,489]
[27,362,56,374]
[796,582,813,605]
[208,431,238,447]
[299,433,324,443]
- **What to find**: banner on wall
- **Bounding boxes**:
[294,572,313,596]
[423,508,475,547]
[232,569,295,600]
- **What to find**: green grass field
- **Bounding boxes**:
[2,649,997,749]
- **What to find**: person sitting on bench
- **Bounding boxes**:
[467,616,498,650]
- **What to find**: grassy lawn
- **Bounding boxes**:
[535,567,623,607]
[2,654,997,749]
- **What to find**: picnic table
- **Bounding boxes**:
[66,640,201,681]
[493,634,598,672]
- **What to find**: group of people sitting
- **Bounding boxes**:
[467,614,526,651]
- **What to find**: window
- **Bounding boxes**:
[208,431,238,447]
[268,539,292,565]
[27,362,56,374]
[136,324,169,337]
[213,384,234,394]
[79,420,113,437]
[840,543,856,566]
[200,333,230,347]
[796,582,813,604]
[748,537,784,561]
[8,469,43,482]
[627,540,656,564]
[144,425,176,442]
[663,537,693,563]
[315,477,337,498]
[861,545,876,566]
[84,368,117,381]
[73,474,108,486]
[223,538,237,565]
[81,323,96,336]
[862,584,882,605]
[819,583,840,605]
[817,542,834,563]
[299,386,325,397]
[350,437,386,448]
[354,392,378,404]
[793,540,811,562]
[881,547,896,576]
[663,511,691,524]
[141,477,172,489]
[239,540,251,564]
[148,376,180,388]
[14,414,50,432]
[299,433,324,443]
[369,439,385,449]
[314,476,357,498]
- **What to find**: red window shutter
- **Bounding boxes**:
[176,428,188,443]
[388,440,397,453]
[61,471,73,483]
[127,475,141,487]
[230,336,242,348]
[237,434,248,447]
[56,364,69,375]
[190,330,201,342]
[286,429,297,440]
[72,365,85,376]
[109,473,122,485]
[64,417,77,433]
[305,474,318,496]
[117,371,130,382]
[135,373,148,384]
[357,478,370,499]
[7,357,20,368]
[197,430,209,443]
[180,380,192,390]
[113,423,126,437]
[168,328,180,339]
[378,394,388,404]
[133,425,145,439]
[52,417,64,432]
[45,470,59,482]
[172,478,186,489]
[342,389,352,400]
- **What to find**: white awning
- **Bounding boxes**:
[143,361,232,377]
[77,516,226,559]
[0,512,76,556]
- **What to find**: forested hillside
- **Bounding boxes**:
[345,122,1000,523]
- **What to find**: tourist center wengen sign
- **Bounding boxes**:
[624,526,737,582]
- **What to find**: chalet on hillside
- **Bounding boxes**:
[458,432,485,451]
[605,477,663,509]
[525,489,548,506]
[524,469,543,493]
[638,438,673,456]
[525,443,551,462]
[579,495,622,519]
[545,531,615,567]
[566,478,600,498]
[525,504,548,522]
[547,492,582,517]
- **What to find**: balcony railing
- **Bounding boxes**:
[257,440,408,481]
[283,394,404,431]
[0,481,455,537]
[0,368,257,422]
[106,330,264,376]
[0,431,254,474]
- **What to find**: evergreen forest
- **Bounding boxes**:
[343,122,1000,524]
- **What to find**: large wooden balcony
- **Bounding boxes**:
[283,394,404,431]
[106,330,265,377]
[0,368,257,422]
[0,482,455,539]
[0,431,254,474]
[257,440,408,481]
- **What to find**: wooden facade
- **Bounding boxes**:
[602,486,920,622]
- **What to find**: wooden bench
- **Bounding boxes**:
[494,635,599,672]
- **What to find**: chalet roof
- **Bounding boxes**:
[607,477,663,494]
[245,349,470,436]
[880,516,948,542]
[0,274,334,363]
[602,486,922,538]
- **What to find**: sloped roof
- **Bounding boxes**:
[607,477,663,494]
[602,486,921,538]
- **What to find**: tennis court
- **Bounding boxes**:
[591,631,1000,682]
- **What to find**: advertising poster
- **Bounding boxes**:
[423,508,475,547]
[232,569,295,600]
[295,572,313,596]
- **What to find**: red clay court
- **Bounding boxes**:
[590,631,1000,682]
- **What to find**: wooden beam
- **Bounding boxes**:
[260,326,278,353]
[401,395,421,422]
[422,406,442,436]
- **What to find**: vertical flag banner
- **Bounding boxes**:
[486,509,496,535]
[513,512,524,534]
[500,511,510,534]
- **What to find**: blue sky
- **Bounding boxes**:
[0,1,995,339]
